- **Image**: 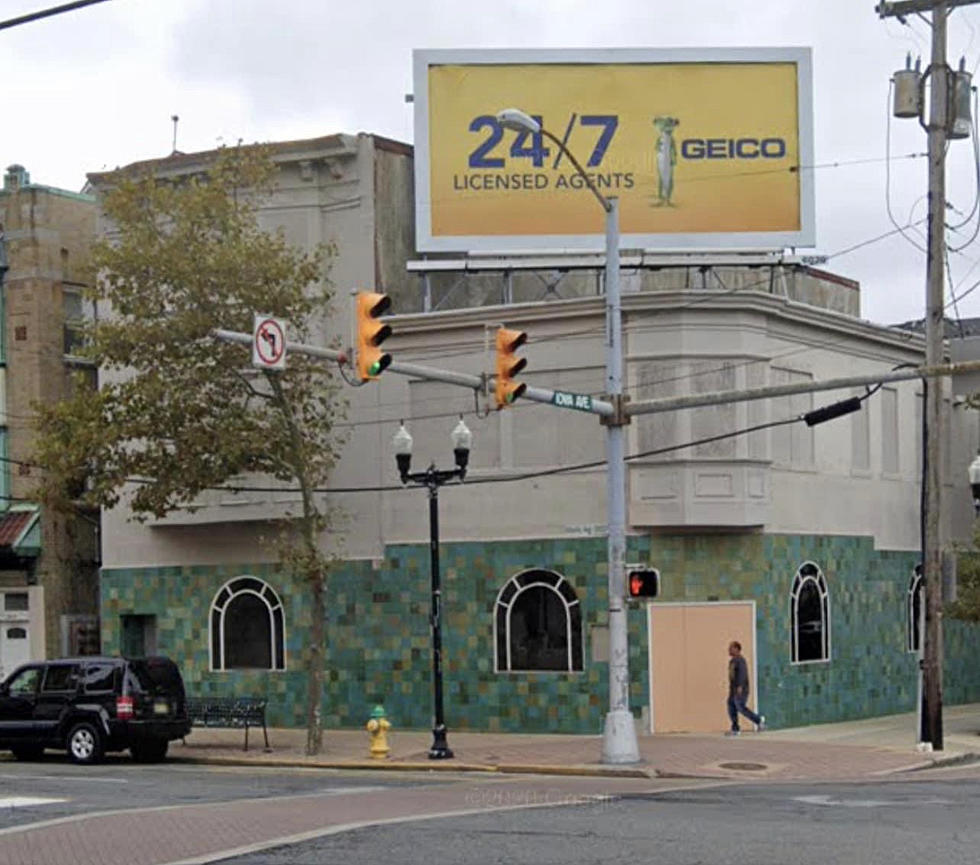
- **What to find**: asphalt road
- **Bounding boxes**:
[2,757,978,865]
[217,778,980,865]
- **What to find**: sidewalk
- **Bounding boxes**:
[170,703,980,782]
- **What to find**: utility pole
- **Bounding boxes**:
[922,0,949,754]
[878,0,980,750]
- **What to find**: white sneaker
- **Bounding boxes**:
[756,716,767,732]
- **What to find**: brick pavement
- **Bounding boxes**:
[0,775,669,865]
[167,724,950,781]
[1,709,976,865]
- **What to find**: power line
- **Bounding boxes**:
[0,0,112,32]
[104,386,876,498]
[424,152,930,209]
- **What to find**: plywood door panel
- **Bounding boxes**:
[649,603,755,733]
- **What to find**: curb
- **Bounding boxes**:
[905,751,980,772]
[171,756,498,774]
[496,763,652,779]
[171,755,653,779]
[870,751,980,775]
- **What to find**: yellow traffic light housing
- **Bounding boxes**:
[355,291,392,381]
[495,327,527,408]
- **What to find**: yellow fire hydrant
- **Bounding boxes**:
[366,704,391,760]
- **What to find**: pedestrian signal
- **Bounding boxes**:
[627,567,660,599]
[495,327,527,408]
[356,291,392,381]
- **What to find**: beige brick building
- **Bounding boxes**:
[0,164,100,677]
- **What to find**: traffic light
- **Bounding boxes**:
[495,326,527,408]
[627,567,660,600]
[355,291,392,381]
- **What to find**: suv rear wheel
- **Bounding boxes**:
[67,721,104,764]
[130,738,169,763]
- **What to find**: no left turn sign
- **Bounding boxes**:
[252,315,287,370]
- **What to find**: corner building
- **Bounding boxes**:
[94,136,980,734]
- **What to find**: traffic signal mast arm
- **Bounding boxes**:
[215,328,980,420]
[212,328,615,416]
[625,359,980,417]
[877,0,978,16]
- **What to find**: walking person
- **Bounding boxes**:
[726,640,765,736]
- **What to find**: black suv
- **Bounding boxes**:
[0,656,191,764]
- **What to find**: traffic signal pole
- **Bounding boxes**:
[600,197,641,764]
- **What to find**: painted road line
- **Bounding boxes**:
[0,797,67,808]
[3,774,125,784]
[793,794,955,808]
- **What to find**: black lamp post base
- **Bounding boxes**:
[429,725,454,760]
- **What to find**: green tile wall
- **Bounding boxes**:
[100,532,980,733]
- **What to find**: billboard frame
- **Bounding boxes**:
[413,47,815,254]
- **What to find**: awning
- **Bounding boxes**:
[0,506,40,557]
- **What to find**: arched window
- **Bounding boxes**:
[908,565,923,654]
[210,577,285,671]
[791,562,830,663]
[494,569,583,673]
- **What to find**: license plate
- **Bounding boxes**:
[153,700,169,715]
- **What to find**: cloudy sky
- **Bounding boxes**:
[4,0,980,326]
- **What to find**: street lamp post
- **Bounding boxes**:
[393,417,473,759]
[496,108,640,764]
[969,450,980,516]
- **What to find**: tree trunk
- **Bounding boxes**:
[267,373,326,756]
[306,572,325,756]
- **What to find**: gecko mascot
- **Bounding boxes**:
[653,116,679,206]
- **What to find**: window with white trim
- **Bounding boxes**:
[62,285,95,358]
[210,577,285,671]
[771,368,815,468]
[791,562,830,663]
[908,566,923,654]
[495,569,583,673]
[851,388,870,472]
[881,387,899,474]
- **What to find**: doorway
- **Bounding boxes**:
[121,614,157,657]
[0,621,30,680]
[648,601,756,734]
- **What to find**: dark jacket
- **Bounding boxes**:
[729,655,750,697]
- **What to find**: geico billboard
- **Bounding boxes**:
[413,48,814,253]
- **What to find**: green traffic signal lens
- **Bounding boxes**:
[369,361,382,375]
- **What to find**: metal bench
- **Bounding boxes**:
[185,696,270,752]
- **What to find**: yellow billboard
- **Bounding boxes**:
[413,49,814,252]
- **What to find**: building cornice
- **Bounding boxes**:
[387,288,926,355]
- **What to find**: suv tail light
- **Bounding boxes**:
[116,695,134,719]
